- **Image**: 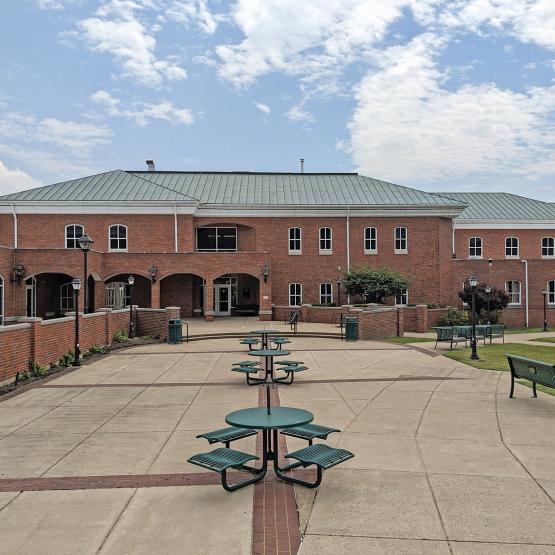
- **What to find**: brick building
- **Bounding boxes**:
[0,169,554,327]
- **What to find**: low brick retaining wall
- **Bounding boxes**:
[0,306,180,385]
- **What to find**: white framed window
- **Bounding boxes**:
[65,224,84,249]
[320,283,333,304]
[505,237,519,258]
[505,280,521,305]
[0,275,3,325]
[109,224,128,251]
[395,289,408,306]
[60,283,75,311]
[319,227,332,253]
[289,283,302,306]
[197,227,237,252]
[288,227,302,254]
[469,236,482,258]
[548,280,555,305]
[26,276,36,317]
[542,237,555,257]
[394,227,407,253]
[364,227,377,253]
[105,282,131,309]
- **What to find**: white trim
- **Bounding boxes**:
[364,226,377,254]
[505,279,522,307]
[504,236,519,259]
[541,236,555,257]
[11,204,17,249]
[395,288,408,306]
[394,226,407,254]
[65,223,84,249]
[522,260,529,327]
[468,236,482,259]
[319,226,332,254]
[0,274,3,325]
[288,283,302,306]
[547,280,555,305]
[288,227,302,254]
[108,224,128,252]
[319,282,333,304]
[455,221,555,229]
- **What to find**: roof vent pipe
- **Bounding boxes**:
[146,159,155,171]
[300,158,304,173]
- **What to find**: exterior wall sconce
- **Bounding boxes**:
[11,263,25,284]
[148,265,158,283]
[261,264,270,283]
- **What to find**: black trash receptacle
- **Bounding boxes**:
[344,317,359,342]
[168,319,183,344]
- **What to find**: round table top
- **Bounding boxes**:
[225,407,313,430]
[249,329,281,335]
[248,349,290,357]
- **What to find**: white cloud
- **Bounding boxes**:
[255,102,271,114]
[0,160,42,196]
[286,103,314,122]
[348,33,555,185]
[166,1,218,34]
[78,0,187,86]
[90,89,194,125]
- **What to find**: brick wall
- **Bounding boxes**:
[135,307,180,340]
[357,308,402,339]
[0,324,31,382]
[403,305,428,333]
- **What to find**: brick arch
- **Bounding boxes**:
[103,270,151,282]
[159,272,206,318]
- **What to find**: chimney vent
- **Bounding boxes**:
[146,159,155,172]
[300,158,305,173]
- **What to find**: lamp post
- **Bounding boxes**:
[128,275,135,338]
[337,278,342,306]
[78,234,94,313]
[469,274,479,360]
[72,278,82,366]
[485,285,492,324]
[543,289,548,332]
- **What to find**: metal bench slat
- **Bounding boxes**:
[281,423,340,441]
[188,447,258,473]
[285,444,354,470]
[196,427,258,445]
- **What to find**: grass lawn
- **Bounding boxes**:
[505,327,544,334]
[384,336,434,344]
[530,337,555,343]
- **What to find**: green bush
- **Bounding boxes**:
[27,359,49,377]
[112,330,129,343]
[342,267,409,304]
[437,308,468,326]
[58,351,75,367]
[83,344,106,358]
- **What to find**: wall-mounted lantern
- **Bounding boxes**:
[261,264,270,283]
[148,265,158,283]
[11,263,25,284]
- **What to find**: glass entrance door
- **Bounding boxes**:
[214,285,232,316]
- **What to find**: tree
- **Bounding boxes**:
[458,283,509,323]
[342,266,409,303]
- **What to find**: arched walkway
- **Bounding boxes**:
[160,273,205,318]
[105,274,151,309]
[25,272,74,319]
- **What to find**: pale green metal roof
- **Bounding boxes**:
[435,192,555,220]
[0,170,465,208]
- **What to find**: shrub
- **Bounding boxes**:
[58,351,75,367]
[342,267,409,304]
[83,345,106,358]
[112,330,129,343]
[28,359,49,377]
[458,284,509,321]
[437,308,468,326]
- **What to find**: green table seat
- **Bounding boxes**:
[272,337,291,349]
[281,423,340,445]
[187,447,261,492]
[232,361,261,367]
[231,366,260,375]
[240,338,260,350]
[196,427,258,447]
[275,360,304,366]
[274,364,308,385]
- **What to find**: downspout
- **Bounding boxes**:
[451,220,455,258]
[346,206,351,304]
[11,203,17,248]
[173,202,178,252]
[522,259,529,328]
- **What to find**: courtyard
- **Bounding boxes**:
[0,325,554,554]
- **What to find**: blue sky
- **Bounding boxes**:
[1,0,555,200]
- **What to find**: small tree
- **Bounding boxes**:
[458,284,509,323]
[342,266,409,304]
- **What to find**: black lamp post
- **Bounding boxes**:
[543,289,548,332]
[337,278,342,306]
[485,285,492,324]
[469,274,479,360]
[128,275,135,338]
[72,278,82,366]
[78,234,94,313]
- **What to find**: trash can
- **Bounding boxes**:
[344,317,359,342]
[168,319,183,344]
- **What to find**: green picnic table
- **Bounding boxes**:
[248,329,281,349]
[247,348,290,384]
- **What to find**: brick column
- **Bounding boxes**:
[397,307,405,336]
[259,279,272,321]
[151,280,161,309]
[93,281,105,312]
[416,304,428,333]
[19,317,43,364]
[97,308,112,345]
[204,282,214,321]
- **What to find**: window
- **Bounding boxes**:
[548,280,555,305]
[65,224,84,249]
[319,227,332,253]
[364,227,377,253]
[505,237,519,258]
[289,283,302,306]
[395,289,408,306]
[60,283,75,311]
[542,237,555,257]
[105,282,130,309]
[505,280,521,305]
[320,283,333,304]
[395,227,407,253]
[26,276,36,317]
[469,236,482,258]
[214,275,238,308]
[288,227,301,253]
[109,225,128,251]
[197,227,237,252]
[0,275,3,325]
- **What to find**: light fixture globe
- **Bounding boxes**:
[71,277,82,291]
[468,274,478,288]
[78,234,94,252]
[485,285,492,294]
[128,275,135,286]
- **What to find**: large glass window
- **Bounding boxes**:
[197,227,237,252]
[364,227,377,253]
[60,283,75,311]
[26,276,36,317]
[548,280,555,305]
[105,282,130,309]
[109,225,128,251]
[505,237,519,258]
[65,224,84,249]
[469,236,482,258]
[395,289,408,306]
[505,280,521,305]
[289,283,302,306]
[542,237,554,257]
[319,227,332,253]
[0,275,3,325]
[320,283,333,304]
[395,227,407,253]
[288,227,301,253]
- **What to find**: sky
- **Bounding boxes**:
[1,0,555,200]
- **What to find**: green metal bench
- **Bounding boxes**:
[274,364,308,385]
[187,447,260,492]
[433,327,468,350]
[230,365,263,386]
[275,360,304,366]
[277,444,354,488]
[281,423,340,445]
[196,427,257,447]
[239,338,260,350]
[506,354,555,398]
[486,324,505,344]
[232,361,261,368]
[455,325,488,345]
[272,337,291,349]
